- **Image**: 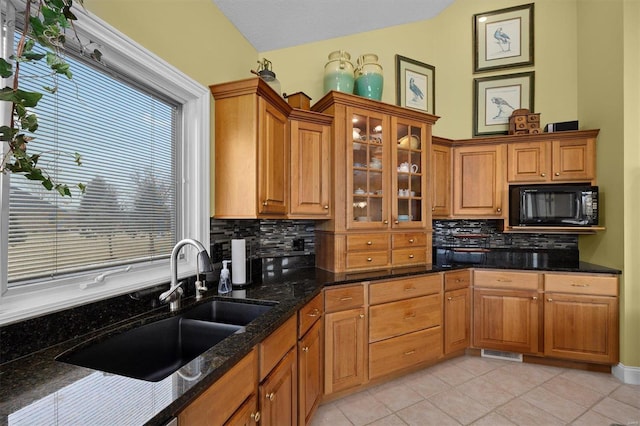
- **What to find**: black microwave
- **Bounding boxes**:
[509,185,599,226]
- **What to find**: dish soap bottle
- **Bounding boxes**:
[218,260,232,295]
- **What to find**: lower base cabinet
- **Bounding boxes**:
[369,327,441,379]
[260,348,297,426]
[298,319,323,425]
[225,395,259,426]
[324,307,366,395]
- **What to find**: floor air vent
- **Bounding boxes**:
[481,349,523,362]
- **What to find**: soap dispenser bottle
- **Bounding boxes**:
[218,260,232,295]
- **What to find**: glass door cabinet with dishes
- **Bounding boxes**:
[313,91,438,272]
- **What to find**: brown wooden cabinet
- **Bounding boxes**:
[431,138,452,218]
[368,275,442,380]
[312,91,438,272]
[507,134,596,183]
[179,348,258,426]
[297,294,323,425]
[210,78,333,219]
[260,348,297,426]
[443,270,471,355]
[324,284,366,395]
[472,270,541,355]
[289,110,332,218]
[225,395,260,426]
[543,273,619,364]
[452,144,506,218]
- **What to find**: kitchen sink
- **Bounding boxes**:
[182,299,274,325]
[57,299,275,382]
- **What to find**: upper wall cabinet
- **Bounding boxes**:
[210,78,333,219]
[507,131,598,184]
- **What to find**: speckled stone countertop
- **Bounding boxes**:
[0,262,620,426]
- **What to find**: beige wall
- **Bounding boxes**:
[83,0,637,367]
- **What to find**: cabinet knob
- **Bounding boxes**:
[251,411,261,422]
[547,298,553,302]
[324,205,329,209]
[532,296,538,301]
[432,207,436,211]
[408,238,415,243]
[541,173,546,177]
[262,200,268,206]
[447,297,453,301]
[496,208,502,213]
[307,308,320,317]
[555,172,561,176]
[383,220,389,224]
[359,314,365,319]
[302,346,309,352]
[267,392,275,401]
[367,257,373,262]
[394,220,399,224]
[367,241,373,245]
[408,254,415,259]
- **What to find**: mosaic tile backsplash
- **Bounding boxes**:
[432,219,578,249]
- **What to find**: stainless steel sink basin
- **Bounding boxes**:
[183,299,274,325]
[56,299,275,382]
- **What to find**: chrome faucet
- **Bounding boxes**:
[159,238,213,312]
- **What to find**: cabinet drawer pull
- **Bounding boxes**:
[340,296,353,301]
[497,279,512,283]
[395,220,400,224]
[555,172,561,176]
[404,286,416,291]
[447,297,453,301]
[307,308,320,317]
[541,173,546,177]
[404,350,416,356]
[262,200,268,206]
[302,346,309,352]
[404,312,416,319]
[408,238,415,243]
[359,314,365,319]
[532,296,538,301]
[571,283,589,287]
[267,392,275,401]
[455,278,463,282]
[367,241,373,245]
[408,254,415,259]
[547,298,553,302]
[251,411,261,422]
[367,257,373,262]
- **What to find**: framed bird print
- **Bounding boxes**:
[395,55,435,114]
[473,71,534,136]
[473,3,534,73]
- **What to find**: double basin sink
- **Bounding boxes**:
[57,299,275,382]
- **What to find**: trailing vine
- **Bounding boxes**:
[0,0,100,196]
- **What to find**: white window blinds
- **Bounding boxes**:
[7,39,178,285]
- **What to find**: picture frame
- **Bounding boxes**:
[473,3,534,73]
[473,71,534,136]
[395,55,435,114]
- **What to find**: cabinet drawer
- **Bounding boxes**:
[179,348,257,425]
[325,284,365,312]
[474,270,539,290]
[545,273,618,296]
[370,274,442,305]
[369,327,442,380]
[369,294,442,342]
[298,293,323,338]
[259,315,296,381]
[392,233,427,249]
[346,234,389,251]
[445,269,471,291]
[346,251,389,269]
[391,248,426,266]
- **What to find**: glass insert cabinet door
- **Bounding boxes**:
[393,119,426,227]
[349,110,388,228]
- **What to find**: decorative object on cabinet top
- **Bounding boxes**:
[433,129,599,147]
[395,55,436,114]
[252,58,281,95]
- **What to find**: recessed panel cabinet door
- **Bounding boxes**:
[259,98,289,215]
[444,287,470,354]
[324,308,366,395]
[260,348,297,426]
[473,288,540,354]
[298,319,323,425]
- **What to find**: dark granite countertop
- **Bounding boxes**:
[0,261,620,426]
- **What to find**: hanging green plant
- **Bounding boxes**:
[0,0,99,196]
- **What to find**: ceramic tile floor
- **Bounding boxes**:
[311,355,640,426]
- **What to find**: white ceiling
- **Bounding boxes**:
[211,0,456,52]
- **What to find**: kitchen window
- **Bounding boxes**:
[0,3,210,324]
